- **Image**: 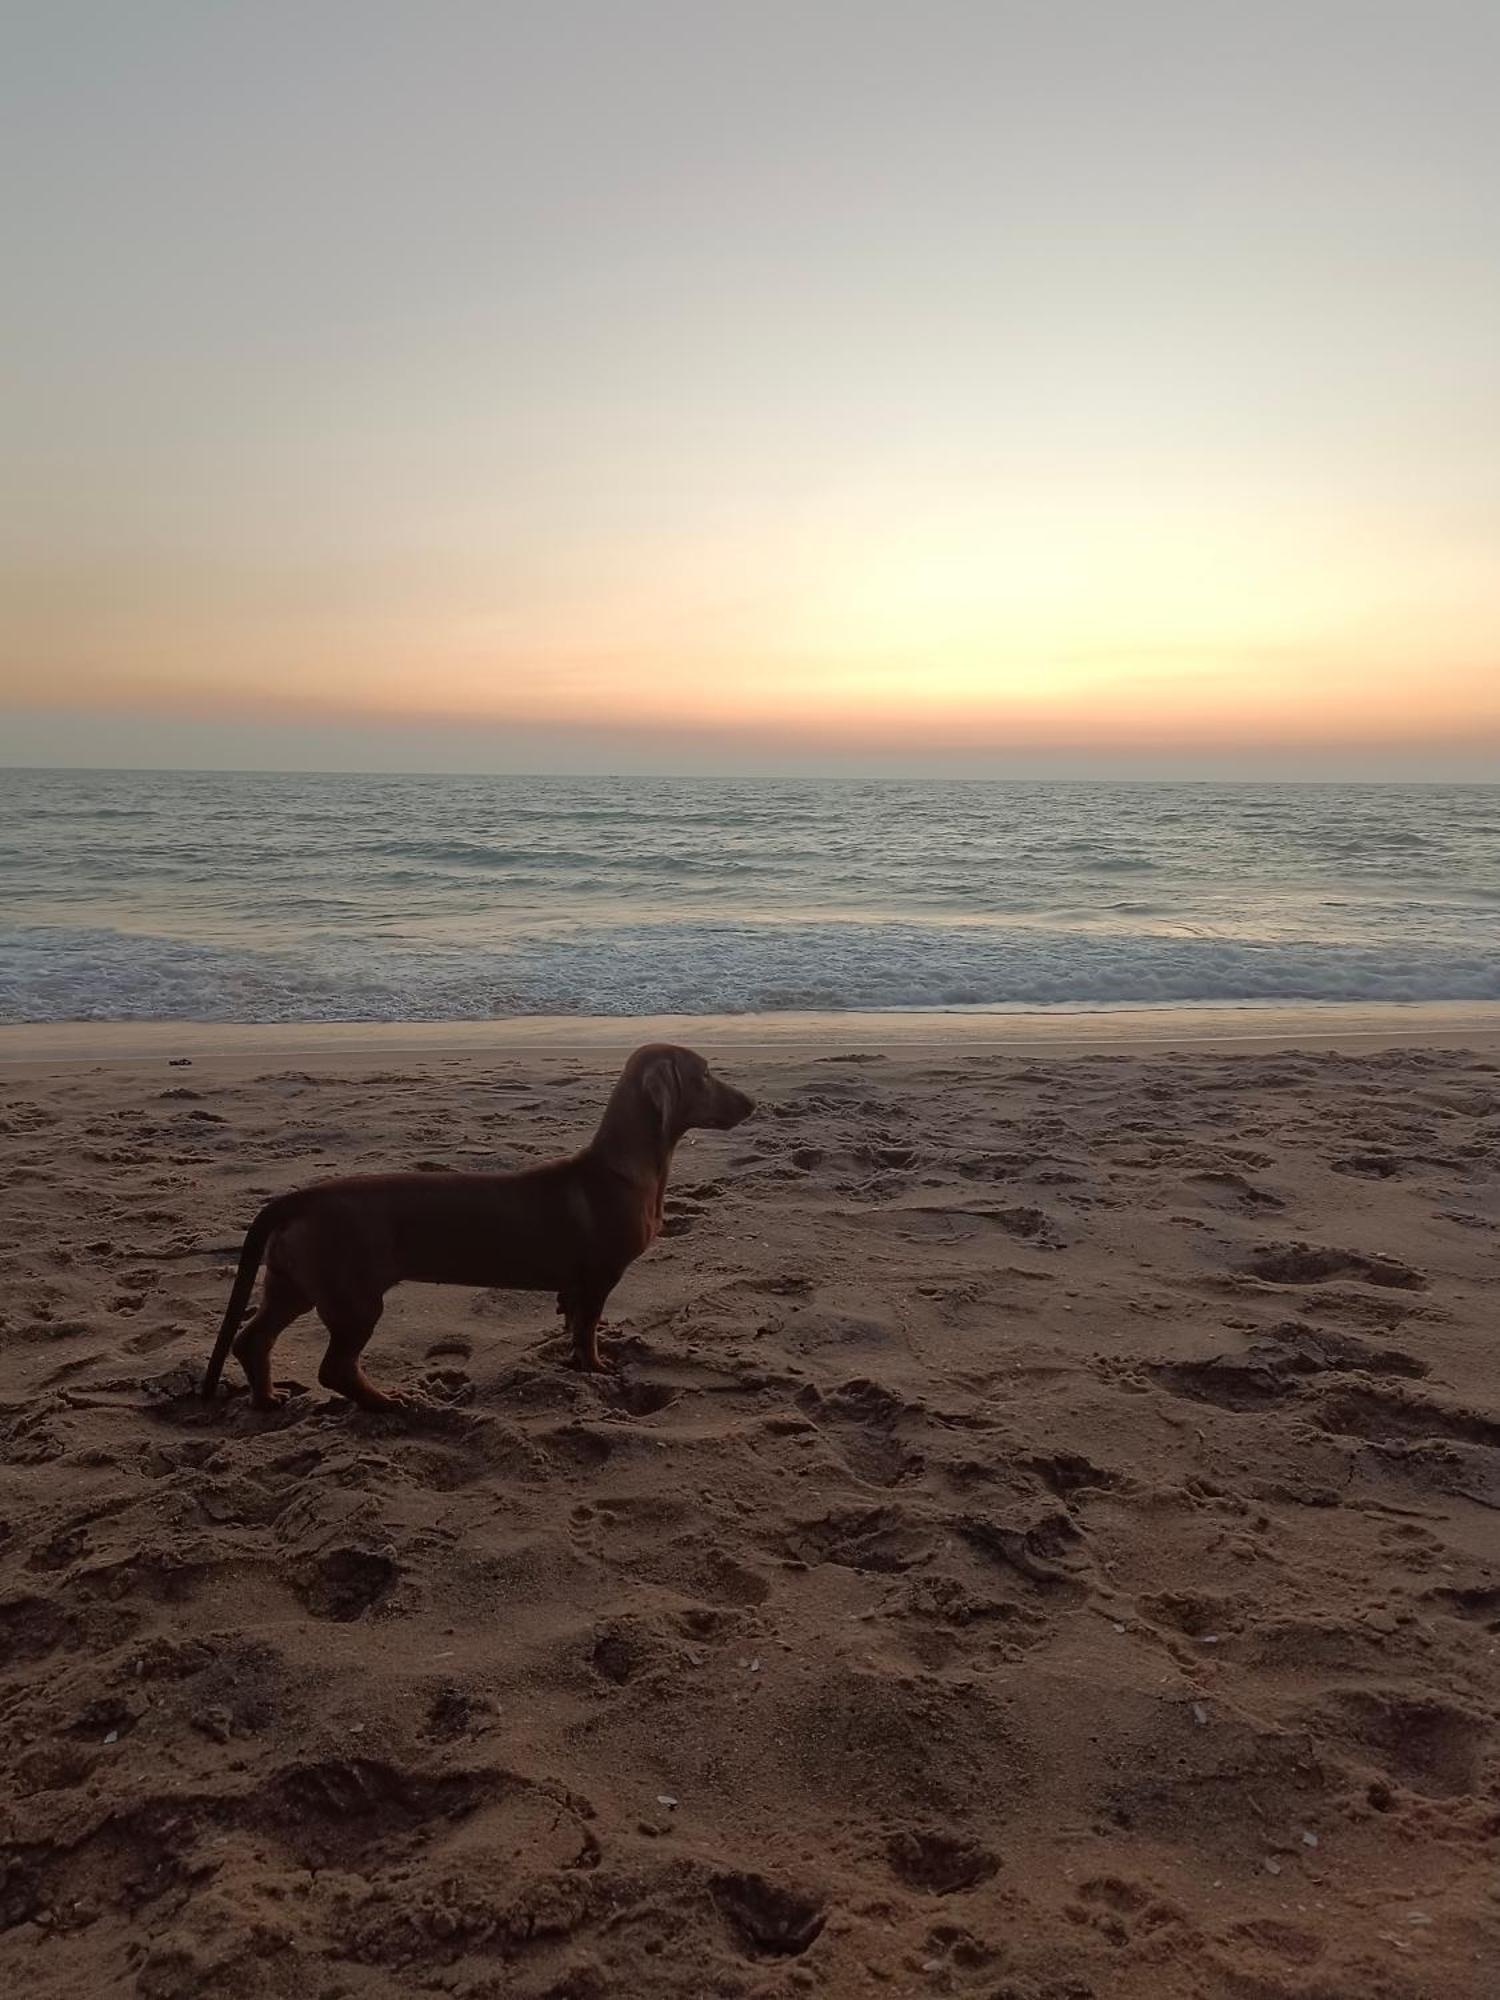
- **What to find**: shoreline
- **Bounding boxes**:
[3,998,1500,1069]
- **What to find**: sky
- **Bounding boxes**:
[3,1,1498,778]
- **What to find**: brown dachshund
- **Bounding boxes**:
[200,1043,754,1412]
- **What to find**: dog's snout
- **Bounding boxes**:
[716,1082,755,1127]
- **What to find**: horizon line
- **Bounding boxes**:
[5,763,1499,789]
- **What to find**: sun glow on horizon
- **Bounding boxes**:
[13,475,1498,760]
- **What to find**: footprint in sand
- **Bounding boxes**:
[777,1501,934,1575]
[290,1546,400,1621]
[416,1365,476,1406]
[423,1682,492,1740]
[801,1376,927,1488]
[1309,1687,1489,1798]
[0,1593,72,1669]
[1065,1874,1186,1949]
[1426,1582,1500,1631]
[1312,1382,1500,1449]
[600,1377,681,1417]
[1188,1169,1286,1212]
[1145,1327,1432,1416]
[712,1872,828,1958]
[1240,1243,1427,1291]
[127,1321,184,1353]
[1331,1150,1403,1179]
[886,1828,999,1893]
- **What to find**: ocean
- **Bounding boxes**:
[1,768,1497,1024]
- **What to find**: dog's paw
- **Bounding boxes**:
[567,1349,619,1376]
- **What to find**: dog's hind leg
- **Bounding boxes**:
[314,1290,405,1412]
[562,1279,614,1373]
[233,1269,311,1411]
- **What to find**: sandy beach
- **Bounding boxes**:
[2,1021,1497,1998]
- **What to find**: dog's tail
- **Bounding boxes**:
[200,1197,292,1401]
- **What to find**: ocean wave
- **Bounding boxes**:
[4,919,1499,1024]
[361,838,784,880]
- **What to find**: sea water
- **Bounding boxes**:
[2,769,1497,1022]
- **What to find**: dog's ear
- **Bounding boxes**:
[642,1052,680,1138]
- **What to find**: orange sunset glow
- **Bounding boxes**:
[4,4,1498,776]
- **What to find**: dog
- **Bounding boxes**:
[200,1043,754,1412]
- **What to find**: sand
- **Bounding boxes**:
[1,1026,1497,1998]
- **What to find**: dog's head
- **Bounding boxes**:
[634,1043,755,1139]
